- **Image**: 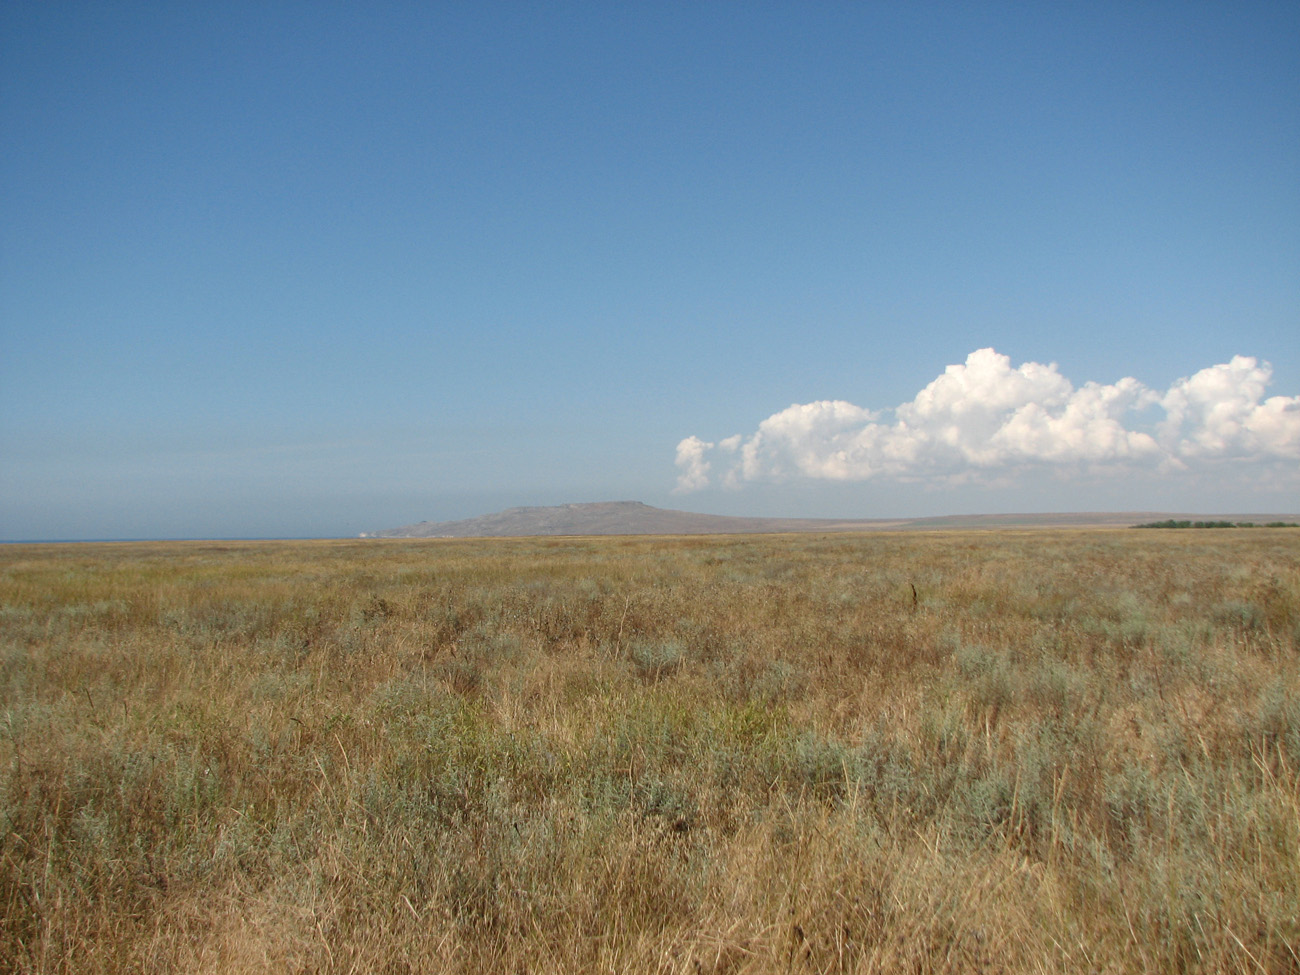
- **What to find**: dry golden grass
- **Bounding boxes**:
[1,529,1298,973]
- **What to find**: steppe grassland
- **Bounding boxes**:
[1,529,1297,974]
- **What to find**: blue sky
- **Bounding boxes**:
[2,2,1297,539]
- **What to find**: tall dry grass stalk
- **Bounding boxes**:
[1,529,1297,972]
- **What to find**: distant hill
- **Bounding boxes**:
[359,502,1300,538]
[362,501,904,538]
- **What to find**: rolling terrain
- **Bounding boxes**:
[362,500,1300,538]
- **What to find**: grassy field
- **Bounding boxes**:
[1,529,1297,973]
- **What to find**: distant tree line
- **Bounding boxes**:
[1133,519,1300,529]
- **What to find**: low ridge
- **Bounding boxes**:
[360,501,887,537]
[358,502,1297,539]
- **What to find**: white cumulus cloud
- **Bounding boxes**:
[673,436,714,493]
[1159,356,1300,462]
[675,349,1300,492]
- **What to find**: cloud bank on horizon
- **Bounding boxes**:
[675,350,1300,493]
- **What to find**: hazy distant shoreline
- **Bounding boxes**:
[361,501,1300,539]
[7,503,1297,544]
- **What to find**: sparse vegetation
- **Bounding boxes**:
[1134,519,1299,529]
[2,530,1298,973]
